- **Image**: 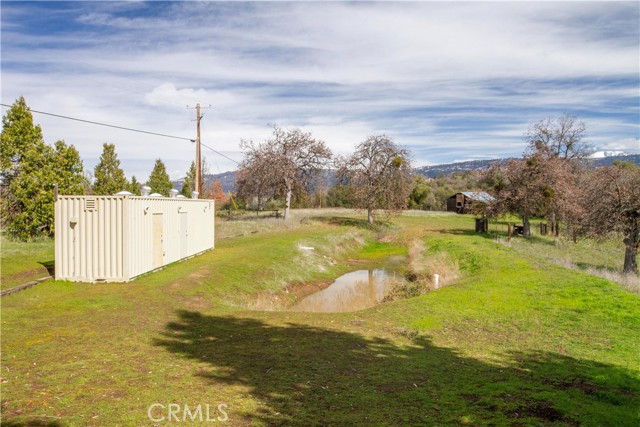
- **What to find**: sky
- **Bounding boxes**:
[2,1,639,181]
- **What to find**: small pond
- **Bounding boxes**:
[290,269,400,313]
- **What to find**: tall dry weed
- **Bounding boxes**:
[556,258,640,294]
[384,239,460,302]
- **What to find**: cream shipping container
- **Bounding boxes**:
[55,193,214,282]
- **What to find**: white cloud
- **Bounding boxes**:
[592,137,640,153]
[1,1,638,180]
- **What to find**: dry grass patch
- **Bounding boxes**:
[555,258,640,294]
[384,239,460,302]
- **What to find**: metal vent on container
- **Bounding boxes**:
[84,198,97,211]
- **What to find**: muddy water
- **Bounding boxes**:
[290,269,399,313]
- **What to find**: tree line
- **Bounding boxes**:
[482,115,639,274]
[235,127,413,223]
[0,97,223,240]
[2,97,638,274]
[231,118,639,275]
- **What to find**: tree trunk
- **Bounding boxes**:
[623,233,639,275]
[522,214,531,238]
[284,188,292,220]
[367,208,374,224]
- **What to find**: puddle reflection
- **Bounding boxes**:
[291,269,398,312]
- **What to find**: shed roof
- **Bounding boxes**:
[461,192,495,203]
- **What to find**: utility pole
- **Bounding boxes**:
[188,103,210,198]
[195,103,202,198]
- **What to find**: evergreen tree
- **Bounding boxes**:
[10,140,84,240]
[181,161,196,197]
[146,159,173,196]
[1,98,84,239]
[51,140,85,194]
[93,143,128,195]
[128,175,141,195]
[1,97,43,183]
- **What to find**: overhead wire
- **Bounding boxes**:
[0,103,194,142]
[0,103,241,165]
[201,142,240,165]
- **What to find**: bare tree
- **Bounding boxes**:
[486,115,589,237]
[486,151,581,237]
[525,114,592,160]
[579,162,640,275]
[235,126,332,220]
[338,135,413,224]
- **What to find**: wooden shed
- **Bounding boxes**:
[446,192,495,214]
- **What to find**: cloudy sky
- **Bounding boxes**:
[2,1,639,181]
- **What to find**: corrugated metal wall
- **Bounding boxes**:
[55,196,125,281]
[55,195,214,282]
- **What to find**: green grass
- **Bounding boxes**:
[1,211,639,426]
[0,236,54,290]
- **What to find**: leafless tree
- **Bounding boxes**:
[235,126,332,220]
[525,114,592,160]
[486,115,590,237]
[525,114,592,235]
[338,135,413,224]
[578,162,640,275]
[486,151,582,237]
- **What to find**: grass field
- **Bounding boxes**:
[1,210,639,426]
[0,236,54,290]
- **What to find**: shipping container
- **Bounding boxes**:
[54,194,214,282]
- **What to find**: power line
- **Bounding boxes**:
[201,142,240,165]
[0,103,242,165]
[0,103,194,142]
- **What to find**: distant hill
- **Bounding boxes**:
[415,159,506,178]
[173,171,236,194]
[589,153,640,167]
[179,154,640,192]
[415,154,640,178]
[204,171,236,193]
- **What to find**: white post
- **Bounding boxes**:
[434,274,440,289]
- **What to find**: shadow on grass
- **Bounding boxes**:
[154,310,639,426]
[1,420,64,427]
[38,260,55,277]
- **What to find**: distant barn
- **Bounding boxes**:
[447,192,495,214]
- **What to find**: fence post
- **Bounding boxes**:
[540,222,548,236]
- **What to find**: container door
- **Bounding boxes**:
[180,212,188,258]
[153,214,164,268]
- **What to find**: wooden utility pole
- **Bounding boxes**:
[195,103,202,198]
[188,103,210,198]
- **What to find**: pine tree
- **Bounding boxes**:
[181,161,196,197]
[1,96,43,183]
[128,175,141,195]
[10,140,84,239]
[93,143,128,195]
[146,159,173,196]
[1,98,84,239]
